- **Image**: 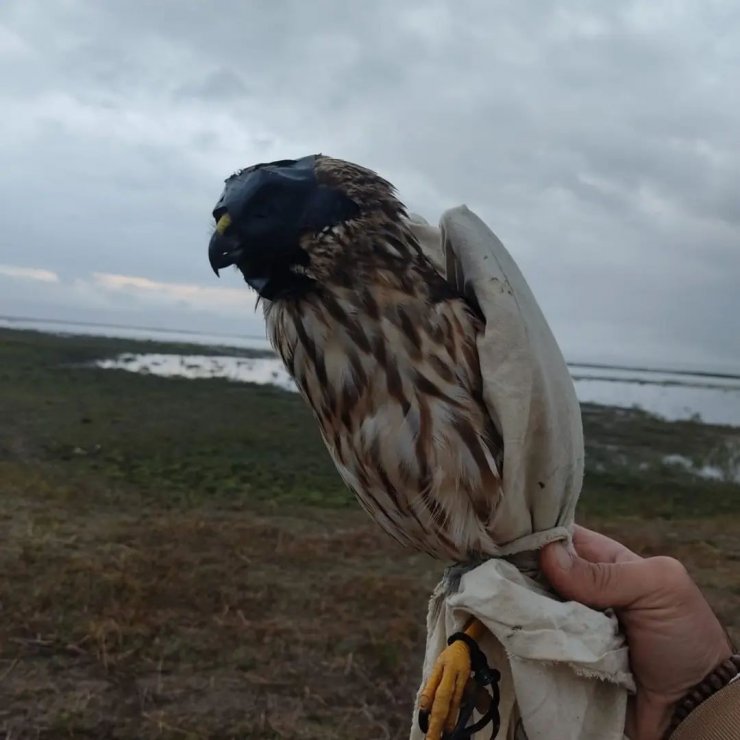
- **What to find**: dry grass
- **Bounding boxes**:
[1,489,436,739]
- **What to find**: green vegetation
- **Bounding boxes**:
[1,328,738,738]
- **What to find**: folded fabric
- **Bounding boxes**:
[406,207,635,740]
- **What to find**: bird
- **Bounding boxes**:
[209,154,504,739]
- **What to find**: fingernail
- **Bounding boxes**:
[552,542,574,571]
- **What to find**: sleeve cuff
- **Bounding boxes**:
[670,678,740,739]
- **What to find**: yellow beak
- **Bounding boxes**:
[215,213,232,235]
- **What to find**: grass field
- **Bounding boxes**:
[1,327,738,739]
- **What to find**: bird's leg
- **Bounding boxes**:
[418,617,486,739]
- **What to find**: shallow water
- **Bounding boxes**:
[95,353,740,428]
[572,371,740,428]
[96,353,296,391]
[661,452,740,485]
[0,317,272,351]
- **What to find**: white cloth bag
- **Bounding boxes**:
[406,207,635,740]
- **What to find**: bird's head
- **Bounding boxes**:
[208,154,408,300]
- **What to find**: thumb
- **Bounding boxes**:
[541,541,651,611]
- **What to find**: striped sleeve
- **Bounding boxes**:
[670,674,740,739]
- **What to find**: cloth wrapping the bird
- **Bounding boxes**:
[406,207,635,740]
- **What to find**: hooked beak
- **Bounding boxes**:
[208,214,242,276]
[208,212,274,295]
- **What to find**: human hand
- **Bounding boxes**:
[540,525,733,740]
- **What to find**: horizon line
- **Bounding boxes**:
[2,313,739,381]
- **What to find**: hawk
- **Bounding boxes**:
[209,154,504,738]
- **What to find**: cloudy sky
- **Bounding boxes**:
[1,0,738,369]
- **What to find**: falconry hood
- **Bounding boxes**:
[208,155,358,299]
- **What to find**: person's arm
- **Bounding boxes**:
[539,526,736,740]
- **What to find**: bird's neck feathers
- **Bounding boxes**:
[263,216,459,379]
[297,213,447,298]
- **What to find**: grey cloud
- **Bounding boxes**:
[0,0,738,369]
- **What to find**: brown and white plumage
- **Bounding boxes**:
[249,156,505,562]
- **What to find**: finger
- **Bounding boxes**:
[541,543,668,610]
[444,673,467,733]
[419,661,444,712]
[572,525,640,564]
[427,670,455,739]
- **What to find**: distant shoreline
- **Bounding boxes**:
[0,313,268,346]
[7,323,739,428]
[2,313,738,381]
